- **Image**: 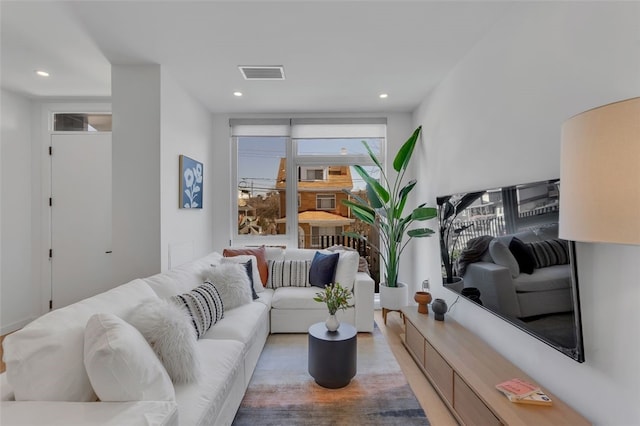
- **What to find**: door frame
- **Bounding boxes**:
[39,102,111,314]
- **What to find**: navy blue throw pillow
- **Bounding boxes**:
[242,261,259,300]
[508,237,536,275]
[309,251,340,287]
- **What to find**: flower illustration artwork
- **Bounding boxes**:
[179,155,203,209]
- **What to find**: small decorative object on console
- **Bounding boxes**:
[495,378,541,400]
[431,298,448,321]
[414,291,432,314]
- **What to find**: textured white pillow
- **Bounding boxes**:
[489,239,520,278]
[220,255,263,293]
[208,263,252,310]
[320,249,359,289]
[128,299,200,384]
[84,313,175,402]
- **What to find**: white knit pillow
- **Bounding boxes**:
[84,313,175,402]
[128,299,200,384]
[207,263,252,310]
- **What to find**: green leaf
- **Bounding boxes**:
[393,126,421,172]
[341,189,368,206]
[353,165,388,206]
[342,200,376,224]
[395,180,417,219]
[361,140,384,171]
[411,207,437,221]
[407,228,436,238]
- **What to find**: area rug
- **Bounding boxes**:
[232,324,430,425]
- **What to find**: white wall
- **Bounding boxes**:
[0,89,38,334]
[209,112,413,253]
[111,65,162,286]
[410,2,640,424]
[160,71,215,270]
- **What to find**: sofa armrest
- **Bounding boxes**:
[353,271,375,332]
[0,401,178,426]
[464,262,521,318]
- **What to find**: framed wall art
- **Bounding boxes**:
[179,155,203,209]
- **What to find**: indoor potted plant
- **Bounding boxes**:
[313,282,354,331]
[437,192,483,290]
[342,126,437,310]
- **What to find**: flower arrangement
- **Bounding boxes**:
[313,282,353,315]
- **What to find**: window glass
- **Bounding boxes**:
[53,113,112,131]
[236,136,287,236]
[296,138,382,157]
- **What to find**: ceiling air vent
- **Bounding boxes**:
[239,66,285,80]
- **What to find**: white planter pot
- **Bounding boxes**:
[379,282,408,310]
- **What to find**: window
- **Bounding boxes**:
[304,168,324,181]
[53,113,112,131]
[316,194,336,210]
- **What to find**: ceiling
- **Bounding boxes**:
[1,1,516,114]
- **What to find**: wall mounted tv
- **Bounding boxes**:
[437,179,585,362]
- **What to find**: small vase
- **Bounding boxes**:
[432,298,448,321]
[414,291,432,314]
[325,314,340,332]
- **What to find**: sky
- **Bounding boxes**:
[237,137,382,195]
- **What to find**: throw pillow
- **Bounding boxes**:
[223,246,268,285]
[128,299,201,384]
[309,251,340,287]
[526,239,570,268]
[207,263,252,310]
[220,254,263,295]
[325,245,370,274]
[489,239,520,278]
[320,249,359,290]
[172,282,225,338]
[267,259,311,289]
[508,237,536,274]
[84,313,175,402]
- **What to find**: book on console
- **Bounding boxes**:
[507,390,553,406]
[495,378,540,400]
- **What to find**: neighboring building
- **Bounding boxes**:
[275,158,355,248]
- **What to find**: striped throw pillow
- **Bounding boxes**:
[526,239,570,269]
[267,260,311,289]
[172,281,224,339]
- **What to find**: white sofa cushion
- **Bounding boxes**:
[4,279,158,402]
[84,313,175,402]
[144,253,223,298]
[128,299,201,384]
[320,249,359,289]
[174,339,244,426]
[272,287,327,310]
[490,239,520,278]
[207,264,252,310]
[220,255,263,294]
[201,301,269,344]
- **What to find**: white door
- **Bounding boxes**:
[51,133,112,309]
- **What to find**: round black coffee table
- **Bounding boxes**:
[308,322,357,389]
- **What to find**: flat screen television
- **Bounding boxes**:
[437,179,585,362]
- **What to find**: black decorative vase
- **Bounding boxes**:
[432,298,447,321]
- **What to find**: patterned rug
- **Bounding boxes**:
[232,324,430,425]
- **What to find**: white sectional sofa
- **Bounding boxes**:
[0,247,374,426]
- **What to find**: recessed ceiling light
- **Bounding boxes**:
[35,70,50,77]
[379,93,388,99]
[233,91,243,97]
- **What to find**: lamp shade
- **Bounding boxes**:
[559,97,640,245]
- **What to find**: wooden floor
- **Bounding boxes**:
[0,313,458,425]
[374,309,458,425]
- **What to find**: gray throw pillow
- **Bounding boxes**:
[489,239,520,278]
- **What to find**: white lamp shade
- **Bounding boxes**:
[559,97,640,245]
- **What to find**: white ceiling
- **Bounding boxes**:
[1,1,516,114]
